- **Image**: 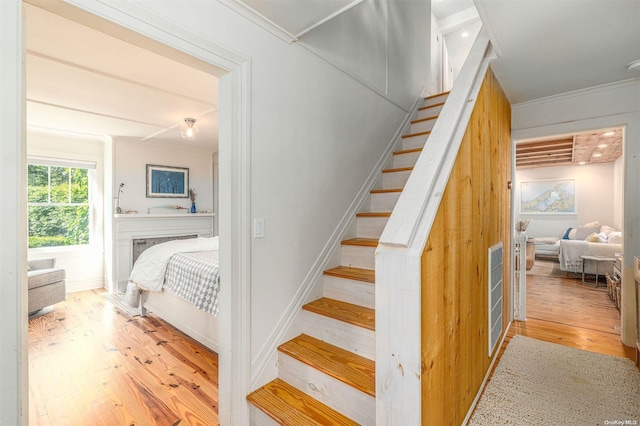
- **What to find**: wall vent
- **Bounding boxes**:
[488,242,503,356]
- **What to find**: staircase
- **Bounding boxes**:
[247,91,450,425]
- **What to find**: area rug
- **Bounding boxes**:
[102,292,140,317]
[526,259,574,278]
[469,335,640,425]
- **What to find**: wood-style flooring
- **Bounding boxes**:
[508,262,635,361]
[28,289,218,425]
[28,264,634,425]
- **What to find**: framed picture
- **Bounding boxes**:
[146,164,189,198]
[520,179,576,214]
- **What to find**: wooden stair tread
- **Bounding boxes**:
[356,212,391,218]
[370,188,402,194]
[303,298,375,331]
[382,166,413,173]
[418,101,445,111]
[393,147,423,155]
[411,114,438,124]
[341,238,378,247]
[424,91,449,100]
[279,334,375,396]
[247,378,359,426]
[324,266,375,283]
[401,130,431,139]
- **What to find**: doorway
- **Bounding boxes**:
[2,1,252,424]
[512,126,624,336]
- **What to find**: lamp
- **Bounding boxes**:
[180,117,199,140]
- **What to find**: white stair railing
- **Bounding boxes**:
[375,29,494,425]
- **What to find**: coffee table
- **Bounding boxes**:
[581,255,616,287]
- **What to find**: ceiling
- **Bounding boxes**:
[475,0,640,105]
[25,0,639,158]
[516,128,623,169]
[25,3,220,151]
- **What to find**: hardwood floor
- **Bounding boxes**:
[28,289,219,425]
[507,264,635,361]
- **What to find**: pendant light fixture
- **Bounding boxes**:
[180,117,199,140]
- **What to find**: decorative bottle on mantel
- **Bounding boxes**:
[189,188,197,214]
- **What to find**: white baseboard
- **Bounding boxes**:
[66,277,105,293]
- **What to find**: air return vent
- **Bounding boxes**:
[488,242,503,356]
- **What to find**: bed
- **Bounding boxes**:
[125,236,220,351]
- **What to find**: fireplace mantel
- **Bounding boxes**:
[112,213,214,292]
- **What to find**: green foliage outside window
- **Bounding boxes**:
[28,163,90,248]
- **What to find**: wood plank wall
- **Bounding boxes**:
[420,68,511,425]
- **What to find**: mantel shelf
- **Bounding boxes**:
[114,213,215,220]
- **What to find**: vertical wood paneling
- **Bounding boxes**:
[421,68,511,425]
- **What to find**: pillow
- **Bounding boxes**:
[584,221,600,227]
[608,231,622,245]
[585,232,599,242]
[562,227,573,239]
[596,232,609,243]
[568,228,577,239]
[600,225,615,236]
[574,225,600,240]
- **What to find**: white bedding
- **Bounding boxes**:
[558,239,621,274]
[125,237,219,307]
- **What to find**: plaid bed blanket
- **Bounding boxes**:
[164,250,220,317]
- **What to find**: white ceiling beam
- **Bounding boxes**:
[437,6,480,35]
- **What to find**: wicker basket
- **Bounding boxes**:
[605,273,621,310]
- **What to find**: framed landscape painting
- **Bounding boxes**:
[146,164,189,198]
[520,179,576,214]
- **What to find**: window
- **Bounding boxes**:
[27,157,95,248]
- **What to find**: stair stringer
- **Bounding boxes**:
[375,29,493,425]
[249,90,429,390]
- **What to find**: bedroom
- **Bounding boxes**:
[514,126,625,322]
[24,3,227,422]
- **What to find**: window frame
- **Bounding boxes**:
[27,157,96,249]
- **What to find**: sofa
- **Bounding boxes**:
[556,224,622,275]
[28,258,66,315]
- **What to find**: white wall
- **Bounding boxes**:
[138,0,427,376]
[299,0,430,107]
[515,162,617,238]
[613,155,624,230]
[512,79,640,346]
[113,138,214,214]
[27,131,106,292]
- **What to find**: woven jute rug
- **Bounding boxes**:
[469,335,640,425]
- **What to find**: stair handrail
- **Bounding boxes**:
[379,29,492,248]
[375,28,494,425]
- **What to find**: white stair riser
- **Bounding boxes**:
[415,104,444,120]
[249,406,279,426]
[301,310,375,360]
[382,170,411,190]
[356,216,388,239]
[278,353,375,426]
[410,117,437,134]
[401,134,428,151]
[370,191,401,212]
[423,93,448,107]
[393,150,421,169]
[324,275,375,309]
[341,244,375,269]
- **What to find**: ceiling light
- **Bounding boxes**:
[180,118,199,140]
[461,31,469,38]
[592,153,602,158]
[627,59,640,72]
[603,131,615,137]
[598,143,608,148]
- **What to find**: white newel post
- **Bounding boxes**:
[515,232,527,321]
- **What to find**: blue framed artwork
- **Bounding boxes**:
[146,164,189,198]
